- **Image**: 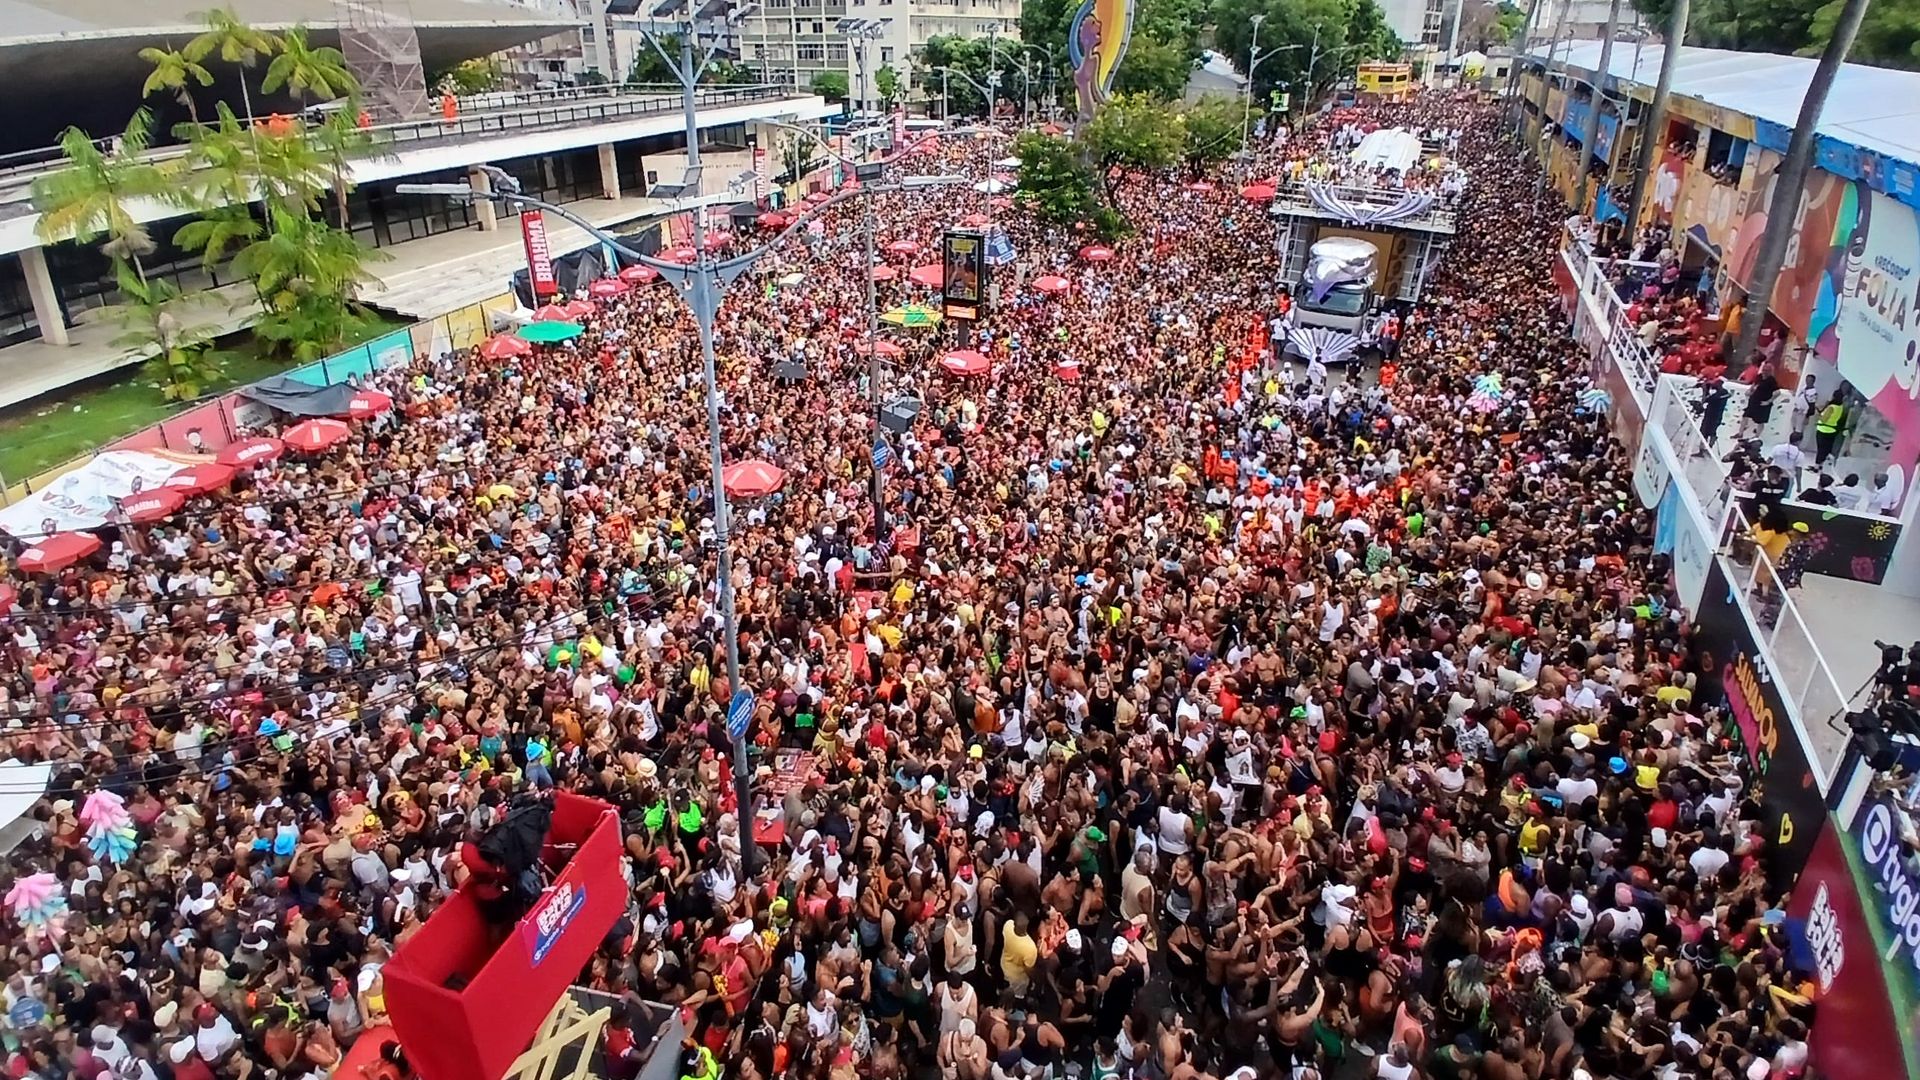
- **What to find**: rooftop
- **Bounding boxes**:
[0,0,578,151]
[1528,40,1920,168]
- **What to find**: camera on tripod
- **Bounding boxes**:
[1873,639,1915,694]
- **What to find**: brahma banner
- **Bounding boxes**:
[520,210,558,298]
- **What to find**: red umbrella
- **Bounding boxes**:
[120,488,185,525]
[619,264,661,284]
[756,211,790,228]
[840,179,861,193]
[587,277,630,299]
[1053,360,1083,381]
[1185,181,1216,193]
[1033,275,1071,294]
[871,265,898,282]
[343,389,393,420]
[163,461,237,496]
[701,230,733,250]
[284,418,353,453]
[1240,183,1277,202]
[908,264,944,288]
[959,213,990,227]
[531,304,574,322]
[479,334,533,360]
[15,532,101,574]
[804,191,831,205]
[561,298,596,319]
[939,349,990,376]
[1079,244,1115,263]
[856,340,905,357]
[721,459,787,499]
[217,437,284,467]
[990,196,1013,210]
[664,246,699,264]
[885,239,922,257]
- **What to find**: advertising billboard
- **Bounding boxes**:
[520,210,558,298]
[1784,820,1911,1079]
[941,229,987,322]
[1692,559,1830,885]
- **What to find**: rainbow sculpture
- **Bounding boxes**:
[1066,0,1137,122]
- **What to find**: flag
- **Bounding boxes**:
[871,436,895,470]
[871,530,894,562]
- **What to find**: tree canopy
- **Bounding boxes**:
[1632,0,1920,69]
[1211,0,1402,104]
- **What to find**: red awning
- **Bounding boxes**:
[1033,275,1070,294]
[216,437,285,467]
[120,488,185,524]
[908,264,944,288]
[284,418,353,453]
[343,389,393,420]
[15,532,102,574]
[478,334,533,359]
[938,349,990,376]
[162,461,237,496]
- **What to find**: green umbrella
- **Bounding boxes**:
[517,320,585,343]
[881,303,943,328]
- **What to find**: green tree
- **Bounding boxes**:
[811,70,850,101]
[262,26,354,102]
[439,58,503,95]
[30,111,176,268]
[1812,0,1920,67]
[1111,34,1194,100]
[185,6,283,126]
[1213,0,1397,105]
[1493,2,1530,45]
[577,69,611,86]
[919,35,1022,116]
[875,63,903,107]
[113,264,222,401]
[1082,93,1183,199]
[234,207,388,362]
[1179,95,1243,171]
[310,107,384,230]
[138,45,215,124]
[1012,130,1115,235]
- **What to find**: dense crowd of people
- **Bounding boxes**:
[0,91,1828,1080]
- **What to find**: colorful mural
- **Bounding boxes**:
[1066,0,1136,121]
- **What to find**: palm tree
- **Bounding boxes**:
[112,263,222,401]
[262,26,356,102]
[138,45,215,125]
[30,110,178,277]
[1622,0,1691,229]
[185,7,282,128]
[1730,0,1874,370]
[309,106,387,229]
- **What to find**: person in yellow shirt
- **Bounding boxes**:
[1000,911,1038,999]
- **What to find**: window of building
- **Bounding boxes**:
[880,47,893,61]
[812,20,825,32]
[582,25,595,41]
[0,255,40,346]
[798,42,824,60]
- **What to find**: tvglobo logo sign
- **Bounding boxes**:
[1860,798,1920,976]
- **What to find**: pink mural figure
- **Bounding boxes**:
[1073,12,1104,122]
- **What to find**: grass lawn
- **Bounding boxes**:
[0,314,407,484]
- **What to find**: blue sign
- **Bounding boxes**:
[985,227,1016,266]
[727,688,755,740]
[522,881,587,965]
[872,436,895,470]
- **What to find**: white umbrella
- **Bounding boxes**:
[973,178,1014,194]
[993,156,1022,169]
[0,761,51,855]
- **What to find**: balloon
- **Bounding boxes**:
[79,790,131,831]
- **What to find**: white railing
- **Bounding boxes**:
[1565,232,1662,403]
[1717,500,1853,782]
[1649,375,1737,531]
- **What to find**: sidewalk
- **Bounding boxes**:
[0,151,761,408]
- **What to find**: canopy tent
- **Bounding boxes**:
[238,374,360,418]
[1285,326,1363,366]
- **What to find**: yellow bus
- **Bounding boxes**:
[1355,62,1415,100]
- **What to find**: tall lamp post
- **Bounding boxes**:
[392,172,959,875]
[835,17,888,116]
[1241,15,1303,166]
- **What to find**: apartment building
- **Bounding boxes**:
[738,0,1021,113]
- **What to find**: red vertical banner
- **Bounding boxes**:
[521,210,558,298]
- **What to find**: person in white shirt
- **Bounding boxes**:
[1869,469,1905,515]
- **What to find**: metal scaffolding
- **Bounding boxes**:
[337,0,430,121]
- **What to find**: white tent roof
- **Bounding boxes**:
[1526,41,1920,166]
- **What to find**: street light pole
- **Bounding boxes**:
[1242,14,1265,158]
